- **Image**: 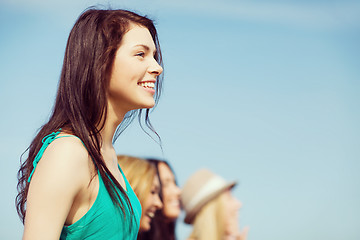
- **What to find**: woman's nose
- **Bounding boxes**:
[154,194,163,209]
[174,185,181,196]
[149,59,163,76]
[237,199,242,209]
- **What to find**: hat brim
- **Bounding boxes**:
[184,181,237,224]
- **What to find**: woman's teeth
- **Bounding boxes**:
[168,200,180,206]
[138,82,155,88]
[147,212,155,218]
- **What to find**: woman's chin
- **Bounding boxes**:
[139,216,151,232]
[137,99,155,110]
[164,209,181,220]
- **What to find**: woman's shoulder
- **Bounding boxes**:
[30,133,93,188]
[24,134,95,237]
[45,134,90,167]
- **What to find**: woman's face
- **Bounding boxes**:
[158,162,181,220]
[108,24,163,113]
[223,189,242,234]
[140,176,163,232]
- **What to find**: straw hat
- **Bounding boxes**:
[181,168,237,224]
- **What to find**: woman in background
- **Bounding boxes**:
[139,158,181,240]
[16,8,164,239]
[181,169,249,240]
[117,155,163,234]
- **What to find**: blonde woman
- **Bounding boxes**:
[181,169,249,240]
[117,155,163,234]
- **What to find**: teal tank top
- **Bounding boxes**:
[28,130,142,240]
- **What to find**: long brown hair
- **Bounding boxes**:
[16,8,164,223]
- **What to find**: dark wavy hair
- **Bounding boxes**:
[138,158,178,240]
[16,8,163,223]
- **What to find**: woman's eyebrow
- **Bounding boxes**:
[163,178,174,183]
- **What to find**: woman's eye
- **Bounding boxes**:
[151,188,160,195]
[136,52,145,57]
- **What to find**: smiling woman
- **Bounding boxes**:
[117,155,163,235]
[108,24,163,112]
[15,7,164,240]
[140,158,181,240]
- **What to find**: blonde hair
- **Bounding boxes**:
[189,193,226,240]
[117,155,156,208]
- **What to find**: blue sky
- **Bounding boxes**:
[1,0,359,239]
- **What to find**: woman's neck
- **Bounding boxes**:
[100,101,127,152]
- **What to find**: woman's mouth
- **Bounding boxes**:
[138,81,156,95]
[167,199,180,207]
[147,212,155,218]
[138,81,155,89]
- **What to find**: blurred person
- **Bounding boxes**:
[181,169,249,240]
[117,155,163,234]
[139,158,181,240]
[16,7,164,239]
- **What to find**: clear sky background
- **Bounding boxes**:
[1,0,359,239]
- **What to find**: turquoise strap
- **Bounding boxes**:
[27,129,62,182]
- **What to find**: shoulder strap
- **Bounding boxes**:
[28,129,62,182]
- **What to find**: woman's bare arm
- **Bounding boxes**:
[23,137,90,240]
